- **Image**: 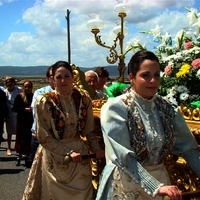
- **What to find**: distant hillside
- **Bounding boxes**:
[0,66,48,76]
[0,65,124,78]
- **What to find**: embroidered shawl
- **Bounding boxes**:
[43,88,88,139]
[122,93,175,164]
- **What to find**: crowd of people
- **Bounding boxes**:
[0,50,200,200]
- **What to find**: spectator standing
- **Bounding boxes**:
[4,76,22,156]
[12,80,34,167]
[0,88,8,144]
[29,65,54,164]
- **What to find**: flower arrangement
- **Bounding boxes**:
[135,8,200,108]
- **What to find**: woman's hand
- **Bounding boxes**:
[25,107,32,112]
[70,152,82,163]
[68,150,105,163]
[157,185,182,200]
[95,149,105,159]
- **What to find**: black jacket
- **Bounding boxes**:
[0,89,8,119]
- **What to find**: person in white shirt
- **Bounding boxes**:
[29,65,54,164]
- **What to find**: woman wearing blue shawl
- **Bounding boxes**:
[96,50,200,200]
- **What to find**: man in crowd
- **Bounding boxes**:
[29,65,54,164]
[85,70,108,100]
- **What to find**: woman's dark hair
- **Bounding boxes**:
[94,67,109,78]
[46,65,53,78]
[52,61,73,76]
[127,50,159,76]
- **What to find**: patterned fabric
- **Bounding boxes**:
[96,90,200,200]
[72,87,88,134]
[123,93,175,164]
[109,164,170,200]
[43,88,88,139]
[43,92,65,139]
[22,88,101,200]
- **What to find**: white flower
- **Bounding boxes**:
[160,71,165,77]
[179,93,189,101]
[185,28,195,38]
[160,32,171,46]
[174,30,184,48]
[177,86,188,93]
[168,61,174,67]
[197,69,200,78]
[151,25,162,38]
[165,94,178,106]
[187,8,198,25]
[169,86,178,95]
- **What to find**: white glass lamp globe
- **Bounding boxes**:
[114,3,130,14]
[113,25,128,35]
[87,18,104,30]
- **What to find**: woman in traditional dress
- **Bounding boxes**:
[22,61,104,200]
[12,80,33,167]
[96,50,200,200]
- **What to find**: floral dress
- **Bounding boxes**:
[22,88,100,200]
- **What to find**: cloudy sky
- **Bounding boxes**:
[0,0,200,68]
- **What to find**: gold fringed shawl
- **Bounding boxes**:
[43,88,88,139]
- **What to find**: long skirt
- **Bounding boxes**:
[15,125,32,155]
[22,138,94,200]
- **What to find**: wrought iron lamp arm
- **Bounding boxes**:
[91,29,119,64]
[89,12,127,82]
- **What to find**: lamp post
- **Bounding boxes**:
[87,2,130,83]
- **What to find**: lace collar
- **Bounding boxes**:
[130,90,156,111]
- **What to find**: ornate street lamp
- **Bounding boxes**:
[87,2,130,83]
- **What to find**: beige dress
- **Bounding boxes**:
[22,89,100,200]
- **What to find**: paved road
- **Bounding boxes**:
[0,133,30,200]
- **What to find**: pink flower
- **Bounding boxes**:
[164,65,172,76]
[184,41,193,49]
[191,58,200,69]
